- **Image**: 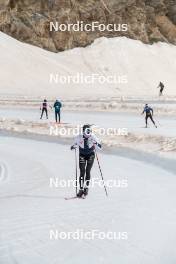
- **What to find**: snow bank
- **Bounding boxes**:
[0,32,176,99]
[1,118,176,156]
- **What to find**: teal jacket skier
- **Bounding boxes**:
[53,100,62,123]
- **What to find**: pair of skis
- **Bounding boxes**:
[65,195,86,200]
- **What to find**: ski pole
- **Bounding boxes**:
[155,119,162,127]
[95,150,108,197]
[74,148,78,196]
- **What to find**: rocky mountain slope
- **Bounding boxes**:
[0,0,176,52]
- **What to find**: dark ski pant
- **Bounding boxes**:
[55,111,60,123]
[159,88,164,96]
[79,153,95,190]
[145,114,156,127]
[40,108,48,119]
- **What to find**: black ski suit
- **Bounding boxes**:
[71,134,101,190]
[40,102,48,119]
[142,106,156,127]
[158,82,164,96]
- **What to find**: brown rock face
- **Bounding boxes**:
[0,0,176,52]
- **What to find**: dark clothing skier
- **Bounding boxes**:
[71,124,102,198]
[142,104,157,128]
[53,100,62,123]
[158,82,164,96]
[40,99,48,119]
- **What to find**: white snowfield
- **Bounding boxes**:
[0,32,176,263]
[0,32,176,98]
[0,136,176,264]
[0,108,176,154]
[0,107,176,263]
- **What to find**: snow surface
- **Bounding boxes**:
[0,32,176,263]
[0,107,176,156]
[0,136,176,264]
[0,107,176,137]
[0,32,176,98]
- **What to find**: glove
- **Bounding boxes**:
[71,145,76,150]
[93,141,101,149]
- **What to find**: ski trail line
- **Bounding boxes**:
[0,162,8,183]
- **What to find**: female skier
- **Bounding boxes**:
[71,124,102,198]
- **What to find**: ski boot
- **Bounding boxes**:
[77,189,84,198]
[83,188,89,196]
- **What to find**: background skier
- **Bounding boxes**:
[142,104,157,128]
[40,99,48,119]
[71,124,102,198]
[157,81,165,96]
[53,99,62,123]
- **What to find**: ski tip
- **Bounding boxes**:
[64,196,86,200]
[64,197,77,200]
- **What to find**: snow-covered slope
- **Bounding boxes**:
[0,136,176,264]
[0,32,176,99]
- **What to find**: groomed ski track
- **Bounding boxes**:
[0,135,176,264]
